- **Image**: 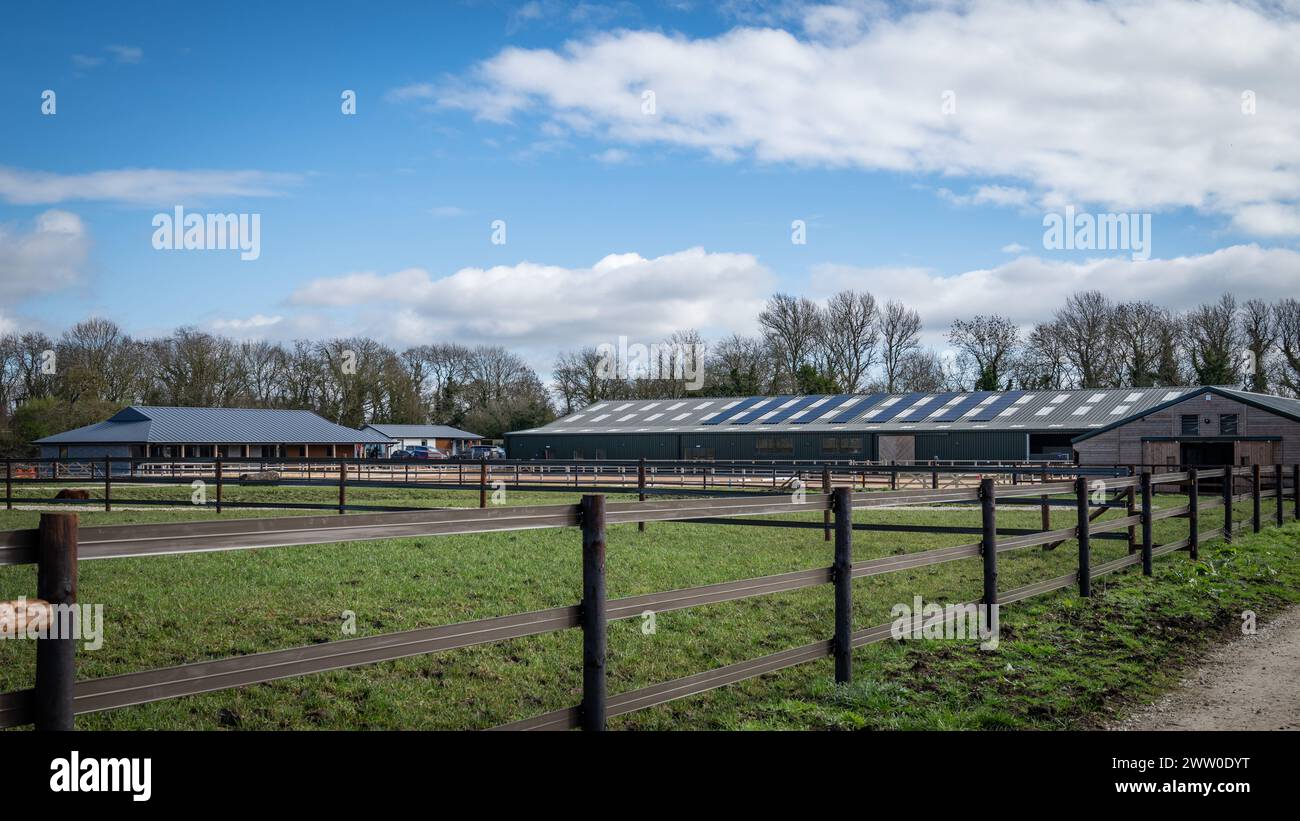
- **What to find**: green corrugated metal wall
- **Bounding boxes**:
[505,430,1029,461]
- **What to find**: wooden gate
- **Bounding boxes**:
[878,435,915,463]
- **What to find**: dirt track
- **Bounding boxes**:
[1114,605,1300,731]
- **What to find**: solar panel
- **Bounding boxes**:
[929,391,993,422]
[730,396,793,424]
[893,391,961,421]
[790,394,856,424]
[828,393,889,423]
[701,395,766,425]
[762,395,825,424]
[859,392,927,423]
[967,391,1027,421]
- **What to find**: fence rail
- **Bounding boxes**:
[1,463,1295,730]
[3,456,1133,516]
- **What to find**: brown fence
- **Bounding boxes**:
[1,464,1296,731]
[2,456,1122,515]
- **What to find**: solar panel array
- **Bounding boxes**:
[515,387,1199,435]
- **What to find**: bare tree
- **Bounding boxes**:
[1275,298,1300,397]
[880,300,922,393]
[1016,322,1070,389]
[1054,290,1117,388]
[553,346,615,412]
[819,290,879,393]
[1184,294,1242,386]
[894,349,956,393]
[758,293,822,392]
[705,334,773,396]
[946,314,1020,390]
[1110,301,1169,388]
[1239,298,1277,393]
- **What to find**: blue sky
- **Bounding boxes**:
[2,0,1298,374]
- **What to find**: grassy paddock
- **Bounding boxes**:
[0,486,1294,730]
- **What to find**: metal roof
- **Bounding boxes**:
[510,387,1206,436]
[1071,386,1300,443]
[362,424,483,440]
[34,406,394,445]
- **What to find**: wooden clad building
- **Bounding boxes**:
[1071,386,1300,467]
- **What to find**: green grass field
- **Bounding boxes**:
[1,482,1296,730]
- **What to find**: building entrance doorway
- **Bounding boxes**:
[1180,441,1233,467]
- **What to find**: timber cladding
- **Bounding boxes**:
[1074,392,1300,466]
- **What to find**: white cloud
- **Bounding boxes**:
[384,82,437,103]
[288,247,774,361]
[106,45,143,64]
[810,244,1300,347]
[430,0,1300,234]
[592,147,630,164]
[0,209,90,302]
[430,205,467,217]
[0,167,302,206]
[1230,203,1300,236]
[210,314,284,333]
[938,185,1032,208]
[1001,243,1027,254]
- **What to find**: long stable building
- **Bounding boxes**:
[34,406,393,460]
[506,386,1300,466]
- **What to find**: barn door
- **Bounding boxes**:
[878,435,915,463]
[1233,440,1277,466]
[1143,441,1178,468]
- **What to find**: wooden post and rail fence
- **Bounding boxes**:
[2,463,1295,731]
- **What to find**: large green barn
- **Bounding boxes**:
[505,387,1225,463]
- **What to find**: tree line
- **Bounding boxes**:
[0,320,553,454]
[4,290,1297,454]
[551,291,1300,412]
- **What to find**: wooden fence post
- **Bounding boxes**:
[1223,465,1234,541]
[36,512,77,730]
[889,461,897,491]
[1187,469,1199,561]
[1125,465,1137,553]
[479,459,488,509]
[1140,471,1153,576]
[833,486,853,685]
[822,466,832,542]
[1075,477,1091,597]
[337,461,346,515]
[1249,463,1261,533]
[1276,464,1284,528]
[637,458,646,533]
[1293,464,1299,521]
[580,494,607,731]
[5,459,11,511]
[981,478,998,608]
[930,460,938,490]
[214,458,222,514]
[103,456,111,513]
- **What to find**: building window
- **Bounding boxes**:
[755,436,794,455]
[821,436,859,454]
[1219,414,1238,435]
[1180,414,1199,435]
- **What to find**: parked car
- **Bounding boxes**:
[466,445,506,460]
[392,445,449,460]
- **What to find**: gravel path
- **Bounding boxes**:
[1114,605,1300,731]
